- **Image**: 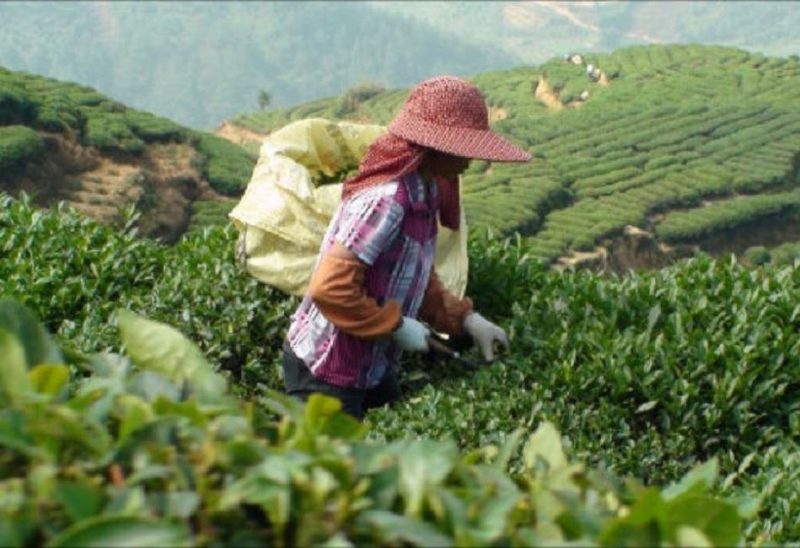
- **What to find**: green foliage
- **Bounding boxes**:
[187,199,235,233]
[0,78,37,125]
[239,44,800,263]
[656,189,800,242]
[84,113,145,154]
[743,245,771,266]
[235,88,404,134]
[0,193,292,395]
[0,300,748,545]
[722,440,800,542]
[768,241,800,266]
[336,82,388,117]
[123,111,186,142]
[0,66,254,200]
[746,239,800,267]
[3,193,798,541]
[0,125,44,172]
[190,132,257,195]
[257,89,271,111]
[370,233,800,543]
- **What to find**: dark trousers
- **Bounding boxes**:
[282,344,401,421]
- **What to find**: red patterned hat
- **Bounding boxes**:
[387,76,531,162]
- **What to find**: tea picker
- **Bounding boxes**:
[281,76,531,420]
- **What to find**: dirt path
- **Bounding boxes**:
[554,247,607,270]
[215,121,269,147]
[535,76,564,110]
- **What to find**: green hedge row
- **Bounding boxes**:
[189,133,258,196]
[229,44,800,262]
[0,125,44,172]
[187,199,235,233]
[656,189,800,242]
[1,66,255,195]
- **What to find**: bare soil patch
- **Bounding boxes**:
[215,122,268,148]
[534,76,564,110]
[3,132,228,243]
[489,107,508,123]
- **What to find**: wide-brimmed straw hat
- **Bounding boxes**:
[387,76,531,162]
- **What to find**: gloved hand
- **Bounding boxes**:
[391,316,431,353]
[463,312,509,361]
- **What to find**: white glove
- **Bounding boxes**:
[463,312,509,361]
[391,316,431,353]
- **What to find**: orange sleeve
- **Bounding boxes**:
[418,268,474,337]
[308,252,402,339]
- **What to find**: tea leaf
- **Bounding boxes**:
[29,364,70,398]
[0,299,63,368]
[49,515,191,547]
[117,309,226,403]
[0,328,32,405]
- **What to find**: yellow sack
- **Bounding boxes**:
[228,118,469,298]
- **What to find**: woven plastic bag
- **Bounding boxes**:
[228,118,469,298]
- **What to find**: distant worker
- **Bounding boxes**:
[281,76,531,420]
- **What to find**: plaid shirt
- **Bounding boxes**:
[286,171,438,388]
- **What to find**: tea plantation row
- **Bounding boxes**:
[233,44,800,264]
[2,193,798,542]
[0,66,255,196]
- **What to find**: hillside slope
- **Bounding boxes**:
[227,44,800,270]
[0,67,255,241]
[3,3,799,130]
[370,1,800,63]
[0,2,515,129]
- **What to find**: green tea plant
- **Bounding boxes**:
[4,190,800,541]
[656,189,800,242]
[0,125,44,172]
[0,299,750,546]
[370,236,800,543]
[0,193,293,395]
[186,199,236,233]
[189,133,257,196]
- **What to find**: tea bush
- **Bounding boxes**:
[2,193,799,541]
[656,188,800,242]
[0,193,292,396]
[190,132,258,196]
[186,199,235,234]
[0,125,44,172]
[0,299,751,546]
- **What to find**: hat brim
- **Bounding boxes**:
[388,116,531,162]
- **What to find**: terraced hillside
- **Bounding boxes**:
[230,44,800,270]
[0,67,255,241]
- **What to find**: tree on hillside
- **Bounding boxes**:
[257,89,271,110]
[336,82,387,117]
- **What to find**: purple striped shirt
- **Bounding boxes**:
[286,171,439,388]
